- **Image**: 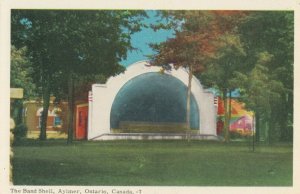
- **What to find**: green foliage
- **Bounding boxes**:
[199,11,293,143]
[199,33,246,91]
[11,46,37,126]
[232,52,284,112]
[151,11,247,132]
[13,124,28,144]
[229,131,251,139]
[198,20,246,142]
[10,46,37,98]
[237,11,294,142]
[11,10,147,140]
[12,10,146,87]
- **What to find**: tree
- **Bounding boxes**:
[10,46,37,125]
[199,33,246,142]
[12,10,146,141]
[202,11,294,143]
[237,11,294,142]
[152,11,293,143]
[151,11,247,135]
[231,52,285,142]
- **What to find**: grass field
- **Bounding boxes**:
[12,140,293,186]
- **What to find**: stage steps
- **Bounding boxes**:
[91,133,220,141]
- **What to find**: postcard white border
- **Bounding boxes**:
[1,0,299,194]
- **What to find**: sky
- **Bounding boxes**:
[120,11,174,67]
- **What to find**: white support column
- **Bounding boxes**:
[88,84,112,140]
[87,91,93,140]
[200,92,217,135]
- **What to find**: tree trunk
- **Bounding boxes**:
[40,74,50,141]
[223,89,230,142]
[67,72,75,144]
[265,120,269,144]
[228,90,232,137]
[279,93,292,141]
[12,100,23,125]
[186,65,193,130]
[255,112,260,142]
[269,108,278,144]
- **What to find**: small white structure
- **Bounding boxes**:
[88,61,217,140]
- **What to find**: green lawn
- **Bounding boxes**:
[12,140,293,186]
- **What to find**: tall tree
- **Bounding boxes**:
[231,52,285,142]
[152,11,246,134]
[12,10,146,141]
[199,33,246,142]
[237,11,294,142]
[202,11,293,142]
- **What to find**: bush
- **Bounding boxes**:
[229,131,251,140]
[13,123,28,139]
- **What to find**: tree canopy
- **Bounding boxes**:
[11,10,147,141]
[151,10,294,142]
[10,46,36,125]
[236,11,294,142]
[151,11,247,139]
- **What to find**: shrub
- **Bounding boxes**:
[13,123,28,139]
[230,131,248,139]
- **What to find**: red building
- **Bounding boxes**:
[23,100,88,140]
